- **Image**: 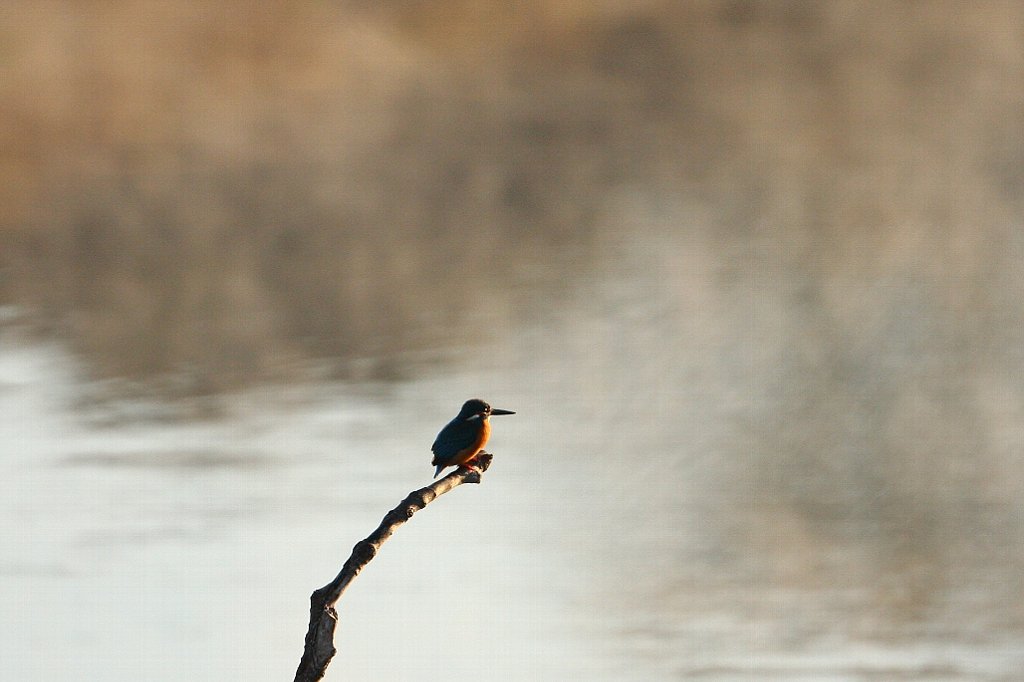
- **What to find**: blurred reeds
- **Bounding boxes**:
[3,1,1021,396]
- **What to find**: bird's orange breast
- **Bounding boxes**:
[451,418,490,465]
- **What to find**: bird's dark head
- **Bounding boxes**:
[458,398,516,420]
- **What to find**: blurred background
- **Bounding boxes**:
[2,1,1024,679]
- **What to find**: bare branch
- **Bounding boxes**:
[293,453,494,682]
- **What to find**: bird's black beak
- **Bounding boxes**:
[490,408,516,415]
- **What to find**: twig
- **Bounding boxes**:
[293,452,494,682]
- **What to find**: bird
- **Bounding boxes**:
[431,398,515,478]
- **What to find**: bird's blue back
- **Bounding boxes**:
[431,416,480,461]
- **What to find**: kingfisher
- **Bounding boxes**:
[431,398,515,478]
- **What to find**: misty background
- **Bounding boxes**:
[2,1,1023,680]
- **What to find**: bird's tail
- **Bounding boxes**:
[433,464,445,478]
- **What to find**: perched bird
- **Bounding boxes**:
[431,398,515,477]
